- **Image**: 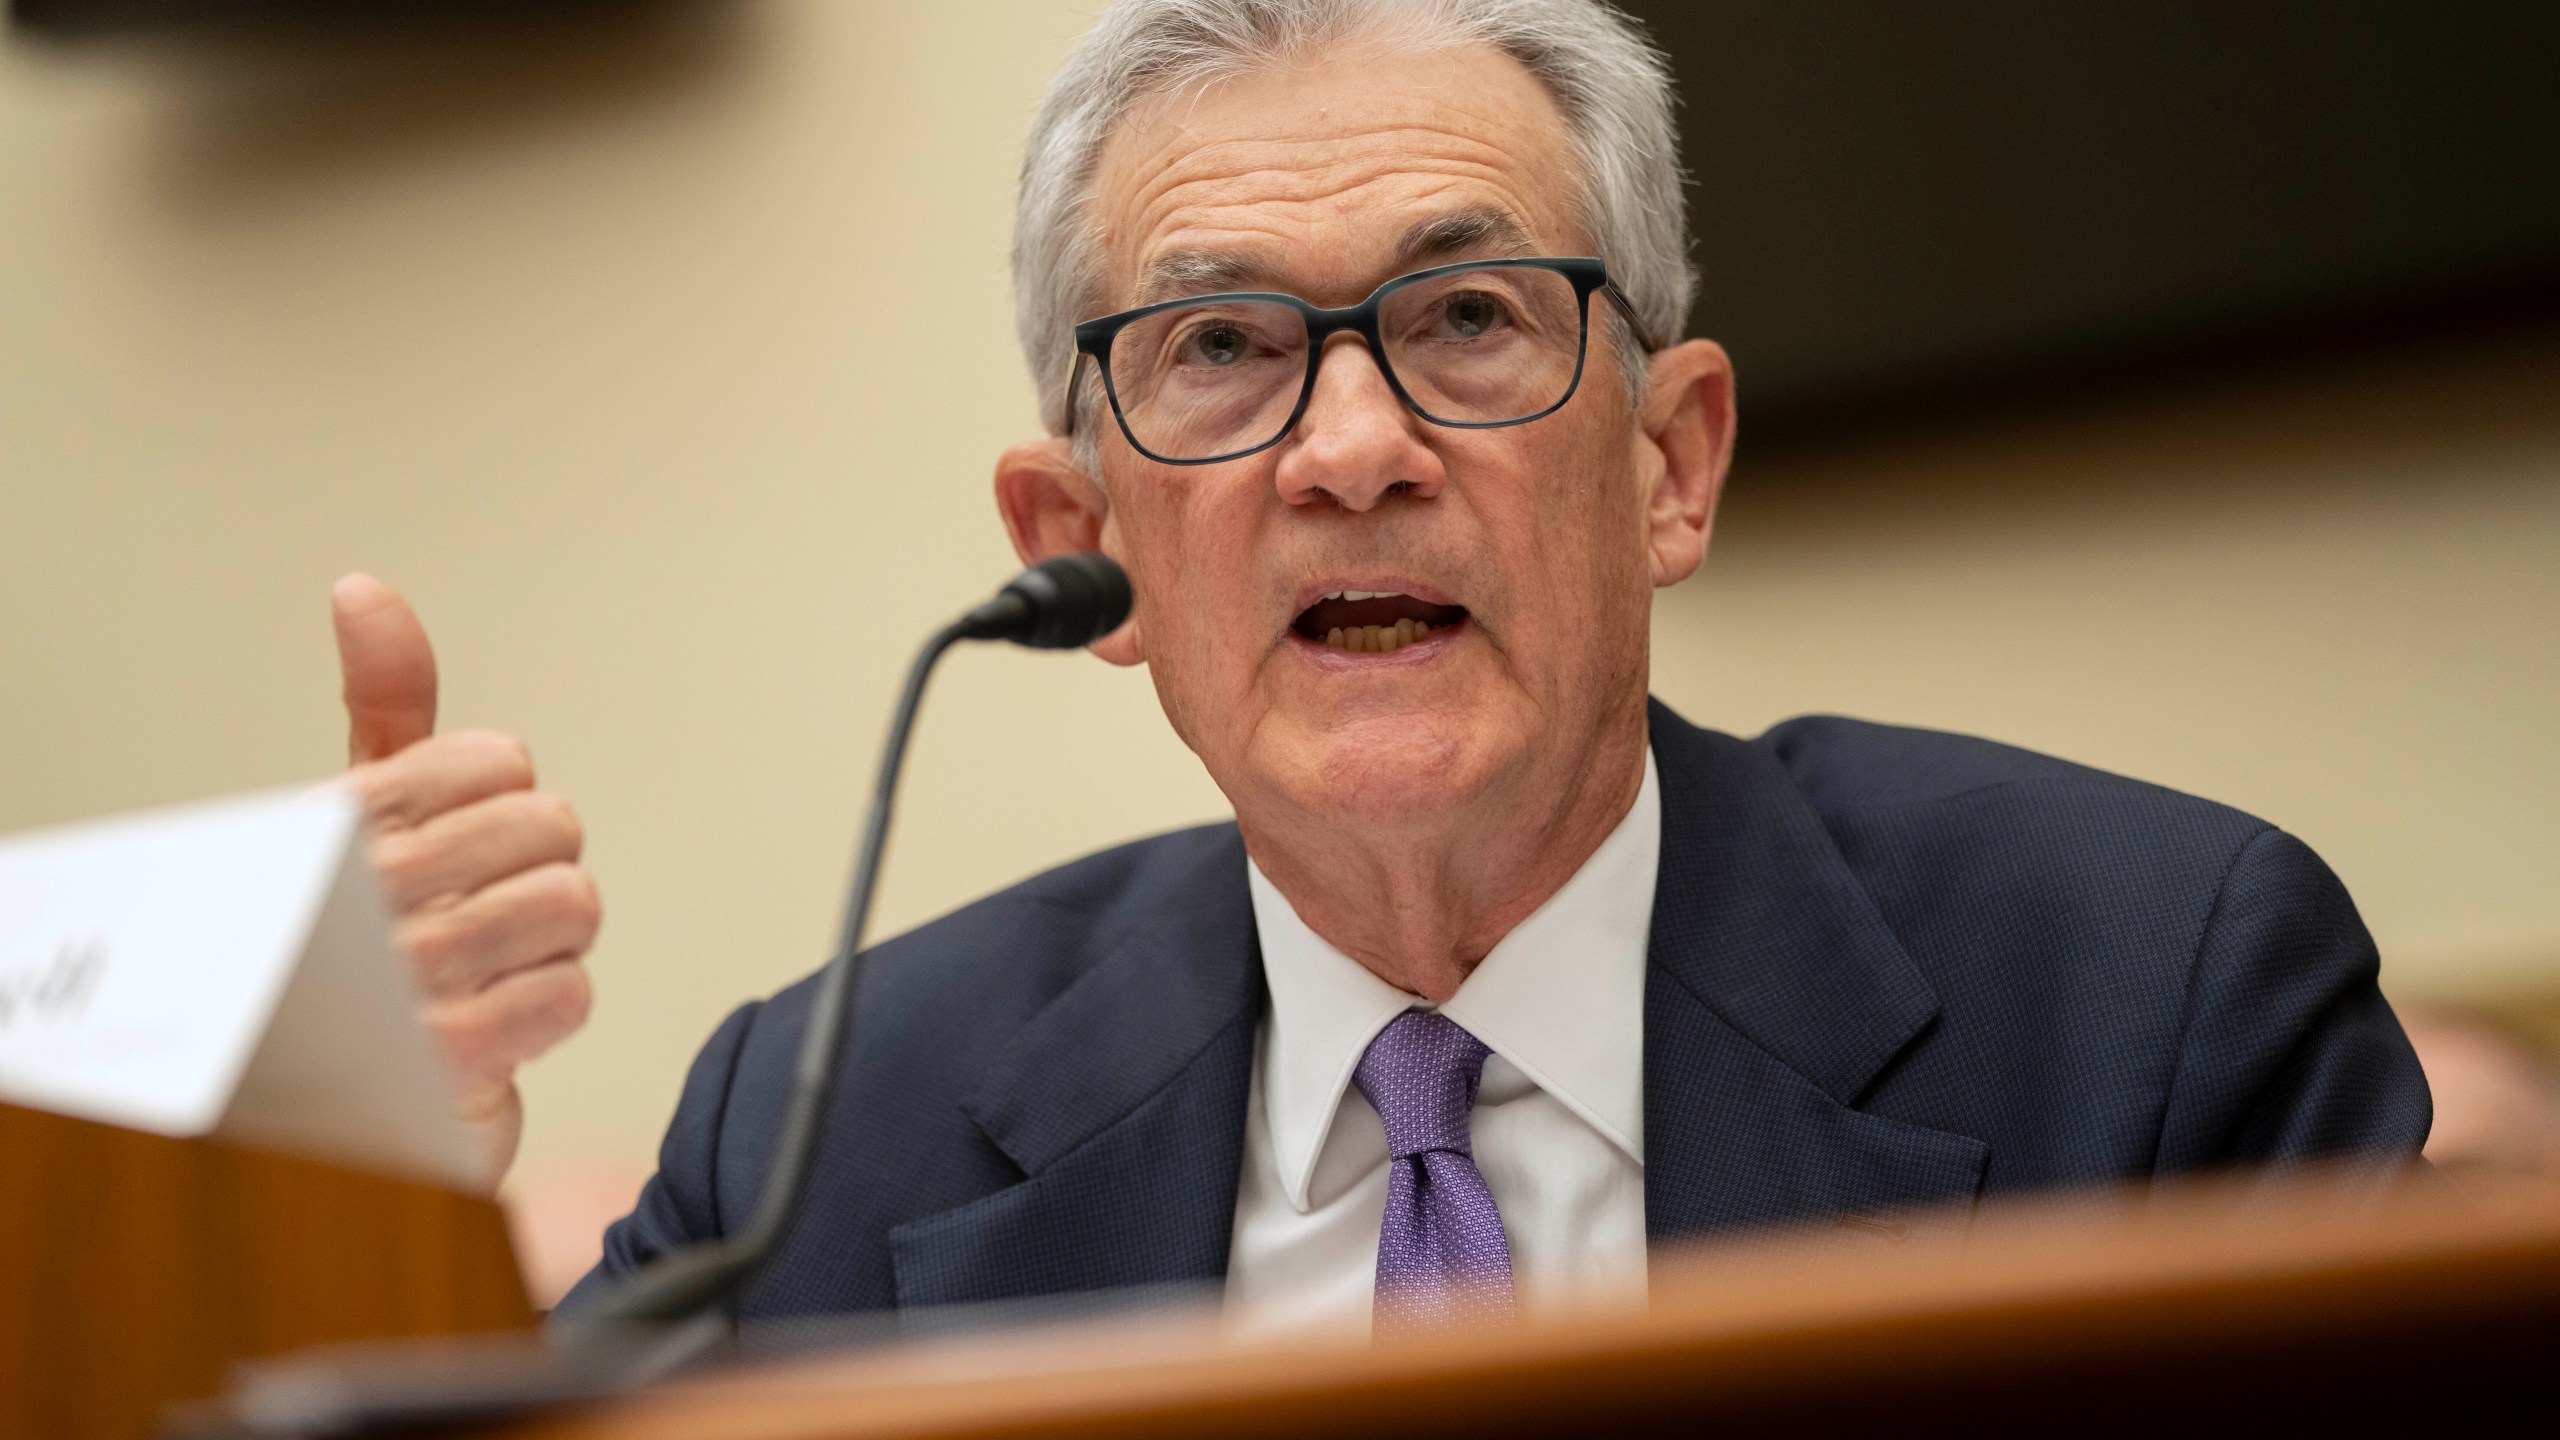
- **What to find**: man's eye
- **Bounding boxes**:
[1438,291,1510,338]
[1182,323,1252,366]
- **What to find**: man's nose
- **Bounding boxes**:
[1272,334,1446,512]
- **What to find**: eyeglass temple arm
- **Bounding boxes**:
[1058,350,1089,436]
[1599,283,1663,352]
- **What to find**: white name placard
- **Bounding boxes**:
[0,784,484,1191]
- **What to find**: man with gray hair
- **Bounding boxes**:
[565,0,2428,1333]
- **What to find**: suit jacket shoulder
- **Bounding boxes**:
[1732,711,2430,1187]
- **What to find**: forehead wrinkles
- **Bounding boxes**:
[1130,144,1547,288]
[1090,49,1581,304]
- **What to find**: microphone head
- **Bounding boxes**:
[988,552,1132,649]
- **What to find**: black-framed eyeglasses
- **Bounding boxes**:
[1066,256,1643,466]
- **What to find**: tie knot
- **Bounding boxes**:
[1353,1010,1492,1160]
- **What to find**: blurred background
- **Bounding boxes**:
[4,0,2556,1302]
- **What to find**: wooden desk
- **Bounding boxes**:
[485,1171,2559,1439]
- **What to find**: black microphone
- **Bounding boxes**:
[567,553,1131,1331]
[957,550,1133,649]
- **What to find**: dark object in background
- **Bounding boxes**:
[7,0,664,32]
[1619,0,2560,448]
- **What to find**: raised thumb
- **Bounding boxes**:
[332,573,439,765]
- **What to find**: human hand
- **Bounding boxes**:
[331,574,598,1187]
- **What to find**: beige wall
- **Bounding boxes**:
[5,1,2555,1193]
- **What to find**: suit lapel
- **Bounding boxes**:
[1643,701,1988,1242]
[888,830,1262,1309]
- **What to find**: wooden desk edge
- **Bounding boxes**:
[484,1170,2560,1440]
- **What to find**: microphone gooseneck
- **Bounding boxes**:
[567,553,1131,1332]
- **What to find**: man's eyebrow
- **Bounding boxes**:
[1393,207,1534,268]
[1135,249,1271,306]
[1128,207,1535,308]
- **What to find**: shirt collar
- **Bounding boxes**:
[1246,747,1659,1212]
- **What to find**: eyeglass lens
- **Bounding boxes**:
[1103,263,1586,462]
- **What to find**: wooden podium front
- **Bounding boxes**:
[0,1103,532,1440]
[476,1171,2559,1440]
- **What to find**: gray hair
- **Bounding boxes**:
[1012,0,1693,440]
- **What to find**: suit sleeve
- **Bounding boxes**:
[2153,829,2432,1171]
[551,1000,764,1317]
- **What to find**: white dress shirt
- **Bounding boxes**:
[1222,749,1659,1340]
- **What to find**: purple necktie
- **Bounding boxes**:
[1353,1009,1516,1331]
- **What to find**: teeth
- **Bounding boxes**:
[1318,589,1406,603]
[1321,617,1433,654]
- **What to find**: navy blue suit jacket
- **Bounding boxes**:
[565,702,2429,1318]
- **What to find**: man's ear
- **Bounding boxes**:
[1634,339,1737,589]
[993,436,1143,666]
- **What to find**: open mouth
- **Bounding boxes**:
[1291,589,1470,654]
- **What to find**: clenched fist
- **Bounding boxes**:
[332,574,597,1185]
